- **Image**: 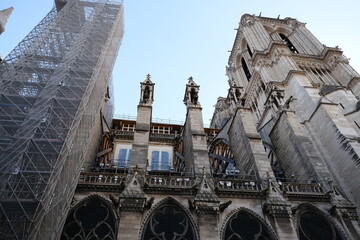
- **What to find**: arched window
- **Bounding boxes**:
[61,196,117,240]
[241,57,251,81]
[142,203,197,240]
[279,33,298,53]
[298,210,344,240]
[223,210,276,240]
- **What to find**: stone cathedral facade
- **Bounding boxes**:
[60,15,360,240]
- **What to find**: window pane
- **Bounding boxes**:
[118,149,127,168]
[161,152,169,170]
[127,149,131,168]
[151,151,160,170]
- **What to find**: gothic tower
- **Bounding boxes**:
[0,1,124,239]
[212,14,360,239]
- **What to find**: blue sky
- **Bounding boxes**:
[1,0,360,126]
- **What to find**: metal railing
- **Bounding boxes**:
[113,114,184,125]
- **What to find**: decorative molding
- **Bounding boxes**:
[192,174,220,214]
[263,198,292,218]
[330,187,359,221]
[255,47,288,68]
[119,172,148,212]
[240,14,256,27]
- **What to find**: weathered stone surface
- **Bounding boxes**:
[65,14,360,239]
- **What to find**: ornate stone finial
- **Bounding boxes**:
[184,76,200,106]
[140,74,155,105]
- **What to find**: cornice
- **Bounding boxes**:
[293,47,348,70]
[252,41,289,68]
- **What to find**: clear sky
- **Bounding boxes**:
[1,0,360,126]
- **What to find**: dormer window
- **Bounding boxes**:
[279,33,298,53]
[241,57,251,81]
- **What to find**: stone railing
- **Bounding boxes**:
[144,175,196,194]
[112,130,134,140]
[280,182,330,200]
[149,133,176,142]
[77,172,127,192]
[213,179,264,197]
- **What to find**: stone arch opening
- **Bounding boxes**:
[279,33,298,53]
[241,57,252,81]
[141,197,199,240]
[61,195,117,240]
[222,208,278,240]
[294,204,347,240]
[241,38,253,58]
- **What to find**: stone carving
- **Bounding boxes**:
[284,17,304,30]
[183,76,201,106]
[256,48,287,68]
[140,74,155,105]
[263,198,292,218]
[241,14,256,27]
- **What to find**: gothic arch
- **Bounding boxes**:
[61,194,118,240]
[293,203,349,240]
[139,197,200,240]
[220,207,278,240]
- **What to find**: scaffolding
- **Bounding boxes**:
[0,0,124,239]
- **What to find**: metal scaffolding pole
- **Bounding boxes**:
[0,0,124,239]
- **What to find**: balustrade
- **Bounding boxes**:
[145,176,195,188]
[78,172,126,185]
